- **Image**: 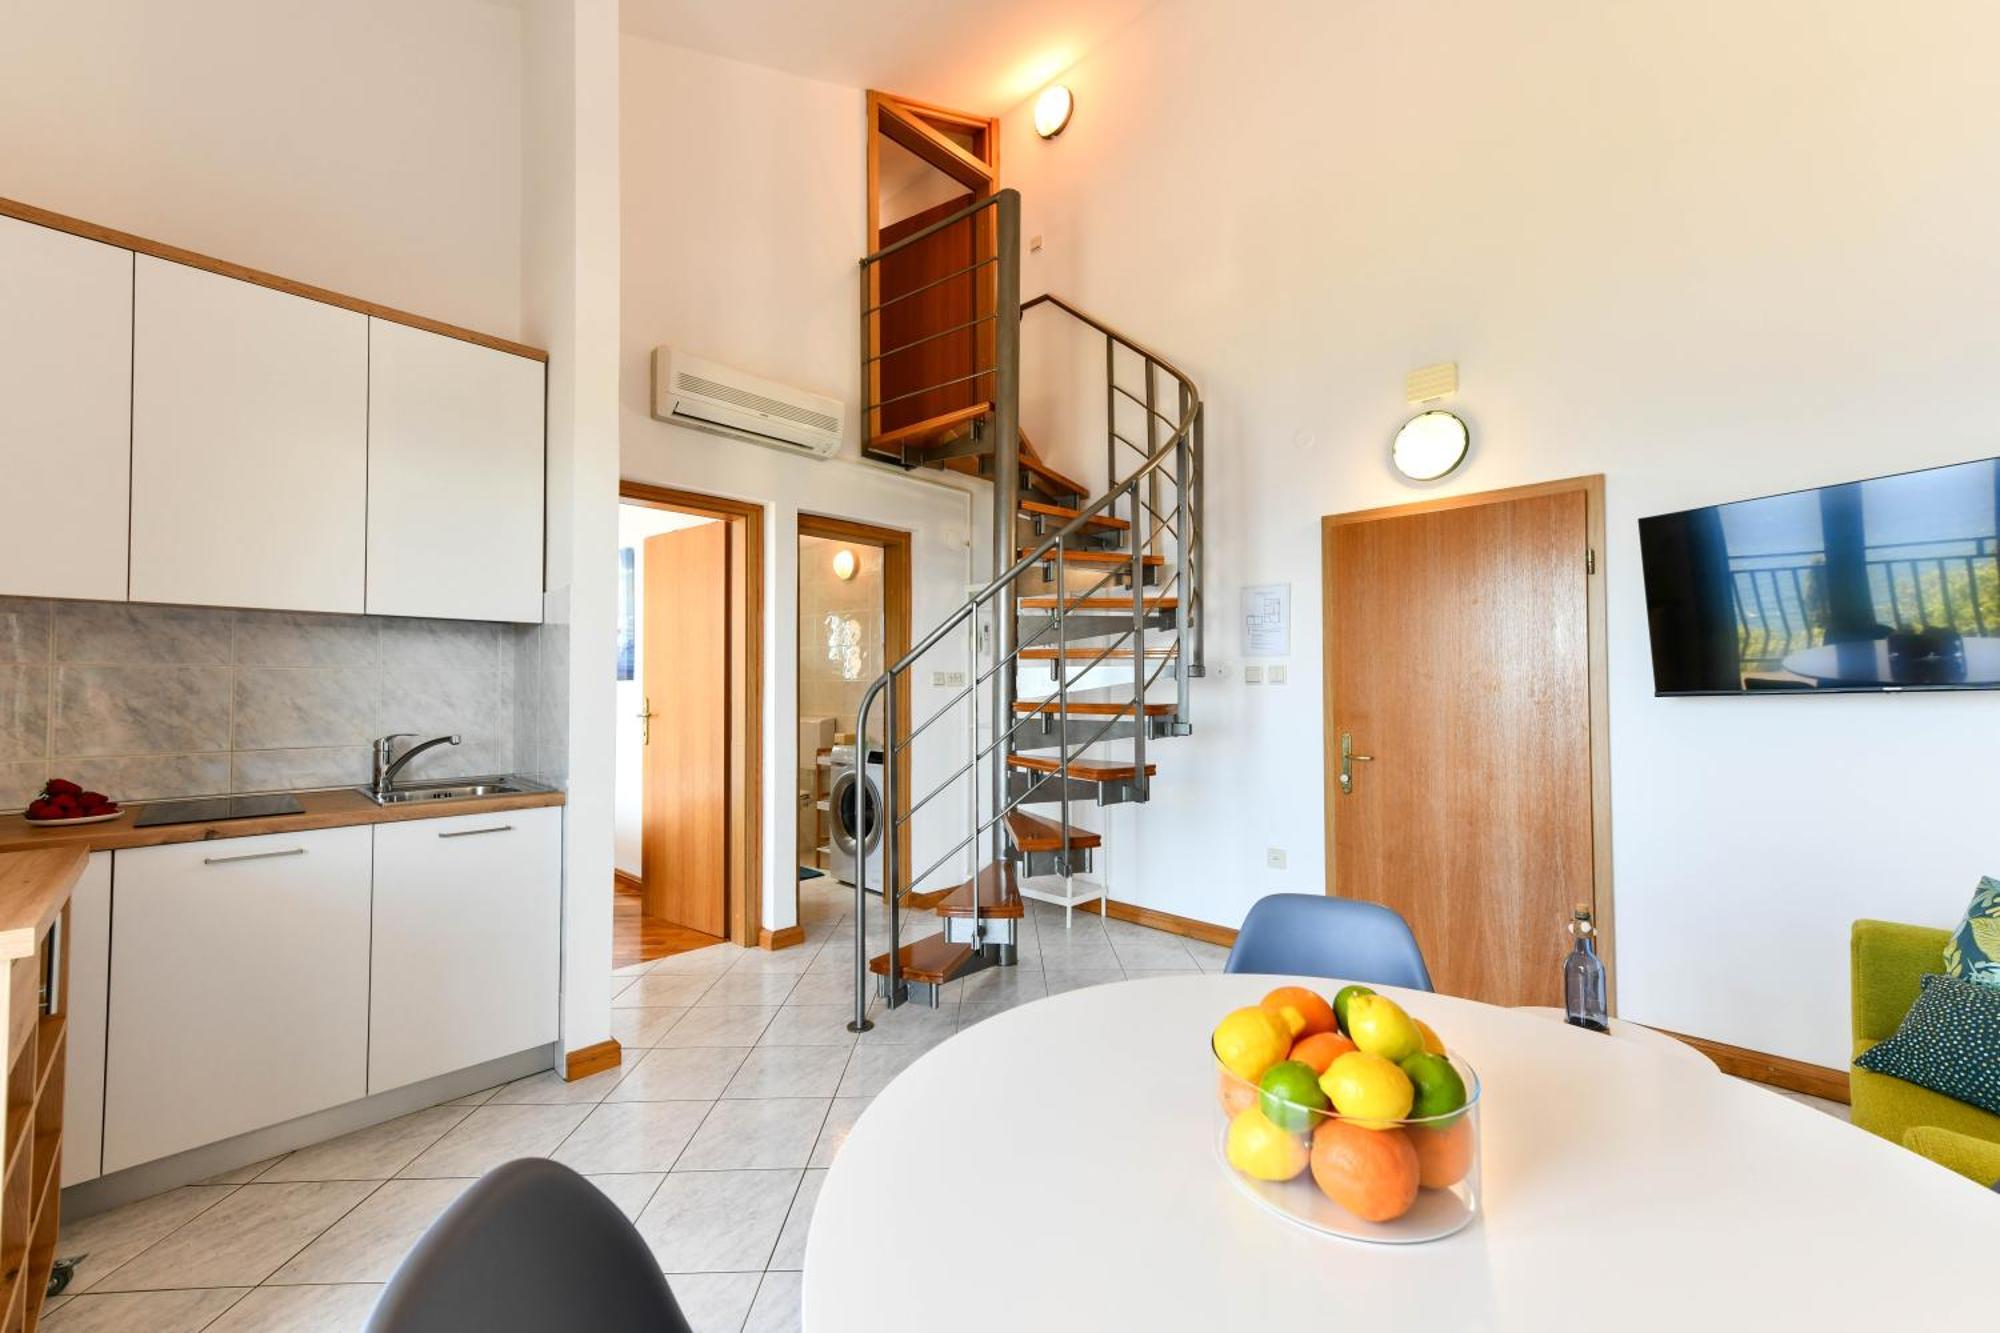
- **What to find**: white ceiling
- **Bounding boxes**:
[619,0,1156,114]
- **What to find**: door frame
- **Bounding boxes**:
[621,481,765,949]
[797,513,914,900]
[1318,474,1615,1003]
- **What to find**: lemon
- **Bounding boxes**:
[1346,993,1424,1063]
[1225,1106,1309,1181]
[1213,1006,1292,1083]
[1319,1050,1415,1129]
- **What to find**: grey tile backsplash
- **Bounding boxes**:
[0,597,529,810]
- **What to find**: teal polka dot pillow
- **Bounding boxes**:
[1943,876,2000,987]
[1854,973,2000,1117]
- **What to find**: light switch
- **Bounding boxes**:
[1268,665,1288,684]
[1244,665,1265,684]
[932,671,967,688]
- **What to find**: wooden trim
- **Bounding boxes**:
[613,869,642,894]
[563,1039,622,1082]
[758,925,807,952]
[1319,474,1616,1008]
[797,514,914,899]
[1657,1029,1851,1103]
[0,195,547,362]
[1099,900,1239,951]
[620,483,766,948]
[873,97,996,194]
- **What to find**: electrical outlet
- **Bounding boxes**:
[1268,664,1288,684]
[1266,847,1287,870]
[1244,664,1265,684]
[932,670,967,688]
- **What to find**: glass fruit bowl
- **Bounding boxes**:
[1213,1042,1481,1244]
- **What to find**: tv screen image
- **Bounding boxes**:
[1638,456,2000,695]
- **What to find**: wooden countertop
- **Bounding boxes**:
[0,787,566,858]
[0,847,87,961]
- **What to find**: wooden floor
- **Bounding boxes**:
[615,876,723,968]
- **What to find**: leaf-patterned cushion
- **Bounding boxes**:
[1854,974,2000,1117]
[1943,876,2000,988]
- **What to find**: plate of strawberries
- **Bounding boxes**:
[24,778,121,827]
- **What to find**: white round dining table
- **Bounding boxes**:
[804,973,1999,1331]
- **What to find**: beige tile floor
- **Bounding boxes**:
[42,880,1227,1332]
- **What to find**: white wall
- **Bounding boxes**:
[0,0,526,338]
[998,0,2000,1068]
[620,35,989,933]
[615,505,718,876]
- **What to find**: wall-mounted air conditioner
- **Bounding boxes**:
[651,348,843,459]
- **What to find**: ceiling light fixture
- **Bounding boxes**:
[1033,85,1074,139]
[832,548,858,581]
[1391,410,1471,482]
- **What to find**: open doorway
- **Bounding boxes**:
[616,482,765,965]
[797,515,912,907]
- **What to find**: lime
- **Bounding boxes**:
[1399,1051,1468,1120]
[1257,1060,1330,1132]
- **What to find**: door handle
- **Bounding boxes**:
[638,696,656,745]
[439,825,513,839]
[203,847,308,865]
[1338,732,1373,795]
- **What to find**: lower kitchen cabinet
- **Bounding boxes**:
[61,852,111,1187]
[102,827,372,1173]
[368,807,562,1094]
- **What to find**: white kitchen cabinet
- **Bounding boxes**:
[0,216,133,601]
[103,826,372,1172]
[129,255,368,613]
[366,319,546,623]
[369,806,561,1094]
[60,851,112,1187]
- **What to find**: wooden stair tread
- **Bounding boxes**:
[867,935,978,985]
[1019,644,1177,661]
[1019,499,1128,532]
[931,862,1024,918]
[1007,753,1159,781]
[1019,454,1091,500]
[1012,693,1175,718]
[1019,547,1164,567]
[1005,810,1103,853]
[1018,593,1179,611]
[867,402,990,455]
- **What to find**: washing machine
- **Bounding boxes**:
[828,747,887,893]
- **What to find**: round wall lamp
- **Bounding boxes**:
[831,548,858,581]
[1391,410,1470,482]
[1033,85,1074,139]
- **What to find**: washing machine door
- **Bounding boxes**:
[829,769,883,857]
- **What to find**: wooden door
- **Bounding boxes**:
[1326,482,1601,1007]
[643,523,730,936]
[876,194,982,433]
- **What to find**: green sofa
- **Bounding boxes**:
[1850,919,2000,1184]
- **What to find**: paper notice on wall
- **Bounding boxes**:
[1242,583,1291,657]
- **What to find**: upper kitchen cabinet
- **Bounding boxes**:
[130,255,368,613]
[366,319,545,622]
[0,216,134,601]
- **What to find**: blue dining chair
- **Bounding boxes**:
[1225,894,1434,991]
[367,1158,692,1333]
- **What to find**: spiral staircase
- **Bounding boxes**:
[845,188,1204,1024]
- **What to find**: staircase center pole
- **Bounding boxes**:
[989,191,1023,933]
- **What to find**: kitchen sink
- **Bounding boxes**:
[357,777,545,806]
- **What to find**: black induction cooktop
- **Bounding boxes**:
[132,794,306,828]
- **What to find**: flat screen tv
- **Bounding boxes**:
[1639,456,2000,695]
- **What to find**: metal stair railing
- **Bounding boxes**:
[847,190,1203,1030]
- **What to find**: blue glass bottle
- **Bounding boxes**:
[1564,907,1610,1033]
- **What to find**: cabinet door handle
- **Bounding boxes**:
[203,847,308,865]
[439,824,513,839]
[40,912,61,1018]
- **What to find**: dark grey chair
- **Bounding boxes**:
[366,1158,691,1333]
[1224,893,1434,990]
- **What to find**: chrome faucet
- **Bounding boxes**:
[372,733,462,798]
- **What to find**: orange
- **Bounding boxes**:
[1309,1119,1421,1223]
[1288,1031,1356,1075]
[1410,1117,1475,1189]
[1218,1069,1258,1118]
[1414,1018,1447,1056]
[1260,986,1336,1039]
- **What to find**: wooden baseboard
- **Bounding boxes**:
[1100,899,1238,950]
[1658,1028,1850,1104]
[564,1039,622,1081]
[759,924,807,952]
[613,870,642,894]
